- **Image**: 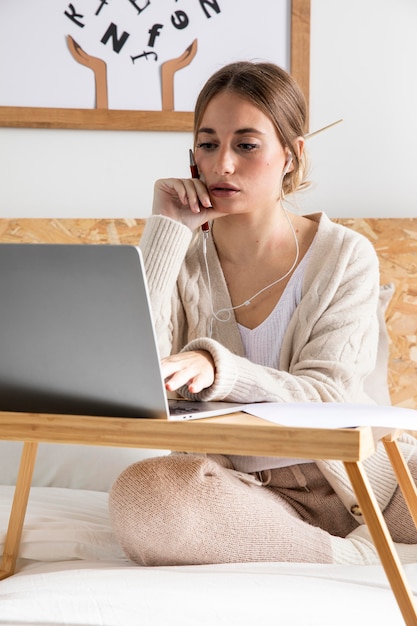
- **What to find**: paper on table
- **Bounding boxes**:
[242,403,417,430]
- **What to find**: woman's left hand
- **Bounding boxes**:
[162,350,215,394]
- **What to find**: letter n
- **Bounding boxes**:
[101,22,130,53]
[199,0,221,18]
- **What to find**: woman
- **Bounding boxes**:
[109,61,417,566]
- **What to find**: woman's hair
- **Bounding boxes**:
[193,61,309,196]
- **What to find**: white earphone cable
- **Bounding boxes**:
[202,206,299,338]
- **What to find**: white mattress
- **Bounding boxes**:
[0,486,415,625]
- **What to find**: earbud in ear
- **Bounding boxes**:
[283,154,293,176]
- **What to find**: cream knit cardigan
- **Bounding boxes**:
[141,211,380,404]
[140,211,415,517]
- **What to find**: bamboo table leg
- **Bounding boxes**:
[344,461,417,626]
[0,442,38,580]
[383,436,417,529]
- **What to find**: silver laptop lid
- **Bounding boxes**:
[0,243,169,418]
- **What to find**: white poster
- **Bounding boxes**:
[0,0,290,112]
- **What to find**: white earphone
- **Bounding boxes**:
[282,153,293,177]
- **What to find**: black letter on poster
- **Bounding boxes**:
[171,11,189,30]
[131,51,158,63]
[64,4,85,27]
[95,0,109,16]
[199,0,221,18]
[128,0,151,15]
[147,24,164,47]
[101,23,130,53]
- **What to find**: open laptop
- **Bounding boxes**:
[0,243,244,421]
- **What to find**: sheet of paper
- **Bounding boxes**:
[242,403,417,430]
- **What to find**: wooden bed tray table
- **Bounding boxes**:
[0,411,417,625]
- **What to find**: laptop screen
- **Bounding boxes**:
[0,244,169,418]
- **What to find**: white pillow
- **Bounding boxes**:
[0,486,128,562]
[0,442,168,492]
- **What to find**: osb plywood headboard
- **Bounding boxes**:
[1,217,416,410]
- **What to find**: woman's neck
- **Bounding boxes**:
[211,210,296,267]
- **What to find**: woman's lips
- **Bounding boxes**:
[209,184,240,198]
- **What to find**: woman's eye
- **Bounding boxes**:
[196,142,217,151]
[239,143,258,151]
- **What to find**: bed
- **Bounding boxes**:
[1,217,417,625]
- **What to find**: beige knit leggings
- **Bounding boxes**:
[108,452,417,566]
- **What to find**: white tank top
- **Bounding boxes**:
[238,251,308,369]
[229,244,314,474]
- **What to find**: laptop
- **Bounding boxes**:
[0,243,244,421]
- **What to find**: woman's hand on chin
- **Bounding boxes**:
[152,177,224,232]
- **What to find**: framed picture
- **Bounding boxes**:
[0,0,310,131]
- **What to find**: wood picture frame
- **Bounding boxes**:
[0,0,310,132]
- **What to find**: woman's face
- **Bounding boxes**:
[195,91,289,216]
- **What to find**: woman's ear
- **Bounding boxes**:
[293,136,305,161]
[284,137,304,175]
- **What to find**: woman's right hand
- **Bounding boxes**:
[152,178,222,232]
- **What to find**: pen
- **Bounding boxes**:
[189,149,210,235]
[305,118,343,139]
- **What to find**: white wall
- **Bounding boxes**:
[303,0,417,218]
[1,0,416,219]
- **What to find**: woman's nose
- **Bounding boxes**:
[214,148,235,175]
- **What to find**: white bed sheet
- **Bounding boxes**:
[2,560,414,625]
[0,486,415,625]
